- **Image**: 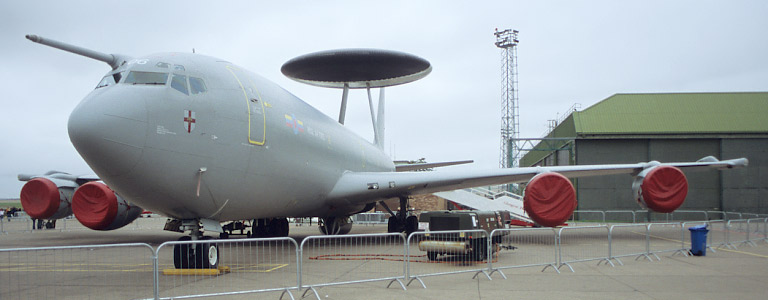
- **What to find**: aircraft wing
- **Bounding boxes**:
[325,156,748,207]
[395,160,474,172]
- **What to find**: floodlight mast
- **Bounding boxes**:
[494,28,520,169]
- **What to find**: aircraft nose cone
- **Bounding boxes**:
[68,89,147,177]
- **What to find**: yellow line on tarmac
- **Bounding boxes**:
[642,231,768,258]
[715,247,768,258]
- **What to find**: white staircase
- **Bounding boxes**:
[433,187,533,223]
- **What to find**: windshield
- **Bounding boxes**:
[96,72,124,89]
[124,71,168,85]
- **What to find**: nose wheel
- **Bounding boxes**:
[172,220,220,269]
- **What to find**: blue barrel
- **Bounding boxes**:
[688,225,709,256]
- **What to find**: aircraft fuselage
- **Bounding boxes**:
[68,53,393,221]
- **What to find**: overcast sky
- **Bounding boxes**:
[1,1,766,198]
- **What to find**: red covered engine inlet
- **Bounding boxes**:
[19,177,74,219]
[633,166,688,213]
[72,182,143,230]
[523,172,576,227]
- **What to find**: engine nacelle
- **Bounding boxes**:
[72,182,143,230]
[19,176,75,220]
[523,172,576,227]
[632,165,688,213]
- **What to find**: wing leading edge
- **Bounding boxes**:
[325,157,748,208]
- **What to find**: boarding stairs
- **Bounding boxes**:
[433,186,534,225]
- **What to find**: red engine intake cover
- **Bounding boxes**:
[19,177,60,219]
[640,166,688,213]
[524,173,576,227]
[72,182,119,230]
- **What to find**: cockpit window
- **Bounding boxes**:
[156,62,170,68]
[171,74,189,95]
[189,77,207,94]
[124,71,168,85]
[174,65,185,71]
[96,71,124,88]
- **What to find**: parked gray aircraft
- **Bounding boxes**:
[19,35,747,269]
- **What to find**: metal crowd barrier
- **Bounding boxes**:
[709,219,733,250]
[405,229,491,288]
[3,218,768,299]
[0,243,155,300]
[350,212,389,225]
[570,210,606,224]
[0,217,33,233]
[647,223,686,258]
[605,210,637,223]
[672,210,709,221]
[299,233,406,298]
[488,227,558,278]
[707,211,727,221]
[608,224,652,264]
[155,237,299,299]
[727,219,754,247]
[557,225,612,272]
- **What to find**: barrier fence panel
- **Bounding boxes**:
[725,212,743,221]
[557,225,611,272]
[351,213,388,225]
[708,220,732,250]
[672,211,708,221]
[406,229,491,287]
[299,233,406,294]
[0,243,155,300]
[155,237,299,299]
[747,218,766,244]
[1,217,33,233]
[647,223,685,258]
[608,224,651,264]
[707,211,727,221]
[604,210,636,223]
[488,228,558,277]
[727,219,753,247]
[571,211,606,224]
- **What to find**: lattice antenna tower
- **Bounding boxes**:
[494,28,520,168]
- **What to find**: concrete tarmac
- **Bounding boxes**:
[2,218,768,299]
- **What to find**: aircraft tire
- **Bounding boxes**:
[405,216,418,235]
[173,236,193,269]
[195,237,219,269]
[274,218,290,237]
[387,216,399,233]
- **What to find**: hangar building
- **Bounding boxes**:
[520,92,768,214]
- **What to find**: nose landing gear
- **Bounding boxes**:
[172,219,220,269]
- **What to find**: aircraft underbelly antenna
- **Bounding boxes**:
[281,49,431,148]
[26,34,131,70]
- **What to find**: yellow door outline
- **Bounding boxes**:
[226,66,266,145]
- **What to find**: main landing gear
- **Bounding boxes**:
[172,220,219,269]
[219,218,290,239]
[382,196,418,234]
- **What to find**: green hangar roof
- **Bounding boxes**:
[568,92,768,137]
[520,92,768,167]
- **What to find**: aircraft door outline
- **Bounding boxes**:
[226,66,266,146]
